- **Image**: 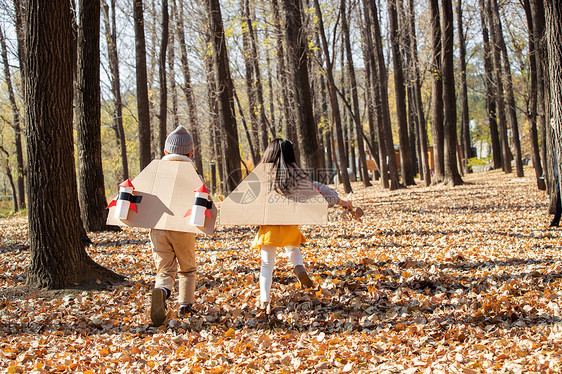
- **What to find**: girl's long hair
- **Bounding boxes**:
[261,138,308,196]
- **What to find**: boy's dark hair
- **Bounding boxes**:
[261,138,308,196]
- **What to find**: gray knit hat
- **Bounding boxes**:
[165,125,194,155]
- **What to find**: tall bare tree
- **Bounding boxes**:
[366,0,400,189]
[545,0,562,194]
[486,0,511,173]
[102,0,128,180]
[479,0,502,170]
[456,0,470,173]
[0,25,25,209]
[406,0,430,186]
[134,0,152,169]
[174,0,204,174]
[280,0,322,172]
[24,0,122,288]
[491,0,523,177]
[387,0,415,186]
[429,0,444,183]
[341,0,371,187]
[442,0,463,186]
[205,0,242,192]
[523,0,545,190]
[76,0,111,231]
[158,0,169,157]
[311,0,351,193]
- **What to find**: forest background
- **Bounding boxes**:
[0,0,556,213]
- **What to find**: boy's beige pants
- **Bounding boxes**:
[149,229,196,304]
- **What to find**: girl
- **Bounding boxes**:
[252,139,312,314]
[252,138,351,314]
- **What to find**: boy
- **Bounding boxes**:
[150,125,203,326]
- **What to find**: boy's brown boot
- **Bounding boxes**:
[150,288,167,326]
[294,265,314,288]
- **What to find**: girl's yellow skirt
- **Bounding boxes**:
[251,225,306,249]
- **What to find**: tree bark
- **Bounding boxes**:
[441,0,463,186]
[0,25,25,209]
[205,0,242,192]
[341,0,371,187]
[240,0,260,163]
[24,0,122,288]
[486,0,511,174]
[75,0,112,232]
[530,0,548,189]
[312,0,352,193]
[158,0,169,157]
[387,0,415,186]
[280,0,322,172]
[456,0,470,174]
[523,0,545,190]
[361,0,389,188]
[479,0,502,170]
[406,0,430,186]
[102,0,129,181]
[545,0,562,202]
[175,0,204,175]
[134,0,152,170]
[245,0,272,147]
[491,0,523,177]
[0,146,18,211]
[429,0,444,183]
[168,5,179,129]
[366,0,400,190]
[271,0,291,141]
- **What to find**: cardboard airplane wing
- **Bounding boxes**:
[106,160,217,235]
[219,163,328,225]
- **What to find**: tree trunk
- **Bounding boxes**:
[245,0,272,146]
[311,0,352,193]
[240,0,260,163]
[429,0,444,183]
[486,0,511,174]
[102,0,128,181]
[158,0,169,157]
[387,0,415,186]
[0,25,25,209]
[205,0,242,192]
[361,0,389,189]
[456,0,470,174]
[479,0,502,170]
[0,146,18,211]
[406,0,430,186]
[280,0,322,172]
[523,0,545,190]
[441,0,463,186]
[366,0,400,190]
[134,0,152,170]
[175,0,204,175]
[545,0,562,202]
[491,0,523,177]
[24,0,122,289]
[168,6,178,129]
[205,46,224,194]
[271,0,291,141]
[75,0,111,232]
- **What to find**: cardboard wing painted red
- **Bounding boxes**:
[106,160,217,235]
[219,163,328,225]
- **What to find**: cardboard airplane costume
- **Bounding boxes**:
[107,160,217,235]
[219,163,328,225]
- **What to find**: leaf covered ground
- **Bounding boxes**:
[1,167,561,373]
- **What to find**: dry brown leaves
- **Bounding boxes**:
[1,167,561,373]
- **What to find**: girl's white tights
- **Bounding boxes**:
[260,245,304,302]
